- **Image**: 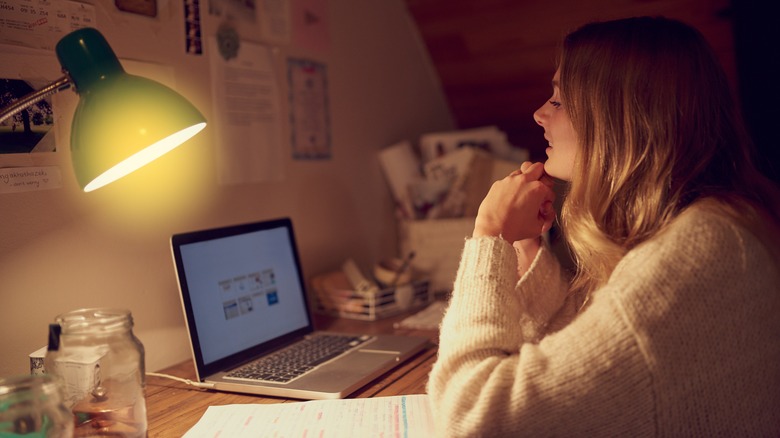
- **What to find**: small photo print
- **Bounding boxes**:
[1,78,56,154]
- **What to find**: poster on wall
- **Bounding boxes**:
[287,58,330,160]
[209,37,284,185]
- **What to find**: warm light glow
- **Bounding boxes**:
[83,122,206,192]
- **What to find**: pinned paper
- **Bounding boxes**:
[0,166,62,193]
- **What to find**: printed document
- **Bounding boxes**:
[183,394,433,437]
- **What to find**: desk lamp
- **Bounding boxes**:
[0,27,207,192]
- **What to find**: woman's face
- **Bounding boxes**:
[533,69,578,181]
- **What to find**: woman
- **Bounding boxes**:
[426,16,780,437]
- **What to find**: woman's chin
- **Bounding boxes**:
[543,161,569,181]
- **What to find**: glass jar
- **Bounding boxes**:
[44,308,147,437]
[0,374,74,437]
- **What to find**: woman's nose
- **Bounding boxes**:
[533,108,544,126]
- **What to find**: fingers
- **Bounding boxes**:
[522,162,545,180]
[478,162,558,242]
[510,162,542,178]
[517,162,556,189]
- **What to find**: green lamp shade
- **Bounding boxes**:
[56,28,206,192]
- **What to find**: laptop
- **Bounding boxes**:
[170,217,429,400]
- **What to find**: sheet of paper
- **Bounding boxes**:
[183,394,434,437]
[209,38,284,185]
[291,0,329,53]
[259,0,291,44]
[378,140,423,219]
[0,166,61,193]
[0,0,95,51]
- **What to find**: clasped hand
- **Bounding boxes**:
[473,162,556,243]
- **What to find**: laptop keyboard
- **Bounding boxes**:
[224,334,372,383]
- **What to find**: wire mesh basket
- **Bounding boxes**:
[311,271,431,320]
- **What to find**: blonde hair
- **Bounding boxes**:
[557,17,780,298]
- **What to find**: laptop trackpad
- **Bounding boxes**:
[287,336,428,391]
[360,334,427,354]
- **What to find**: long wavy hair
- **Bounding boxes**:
[557,16,780,298]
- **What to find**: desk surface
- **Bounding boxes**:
[145,312,439,436]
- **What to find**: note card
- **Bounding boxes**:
[0,166,61,193]
[183,394,434,437]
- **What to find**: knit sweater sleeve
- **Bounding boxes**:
[426,237,656,437]
[426,207,780,437]
[434,237,570,354]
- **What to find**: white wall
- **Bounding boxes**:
[0,1,453,376]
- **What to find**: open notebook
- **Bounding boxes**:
[170,217,429,400]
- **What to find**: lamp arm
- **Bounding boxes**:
[0,76,72,125]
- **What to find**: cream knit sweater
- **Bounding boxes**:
[427,204,780,437]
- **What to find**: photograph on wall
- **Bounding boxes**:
[0,43,69,155]
[287,57,331,160]
[0,78,56,154]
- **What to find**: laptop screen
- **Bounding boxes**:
[172,218,313,374]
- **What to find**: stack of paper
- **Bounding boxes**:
[378,126,529,220]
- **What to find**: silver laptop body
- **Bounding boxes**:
[170,217,429,400]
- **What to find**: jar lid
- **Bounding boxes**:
[55,308,133,334]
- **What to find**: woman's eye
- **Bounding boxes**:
[549,100,562,108]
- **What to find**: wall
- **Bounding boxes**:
[405,0,737,161]
[0,1,454,376]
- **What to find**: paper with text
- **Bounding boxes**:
[0,166,61,193]
[0,0,95,50]
[209,38,284,185]
[183,394,434,437]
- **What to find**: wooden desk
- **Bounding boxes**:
[145,312,439,437]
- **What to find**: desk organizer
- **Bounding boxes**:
[398,217,474,295]
[311,271,431,320]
